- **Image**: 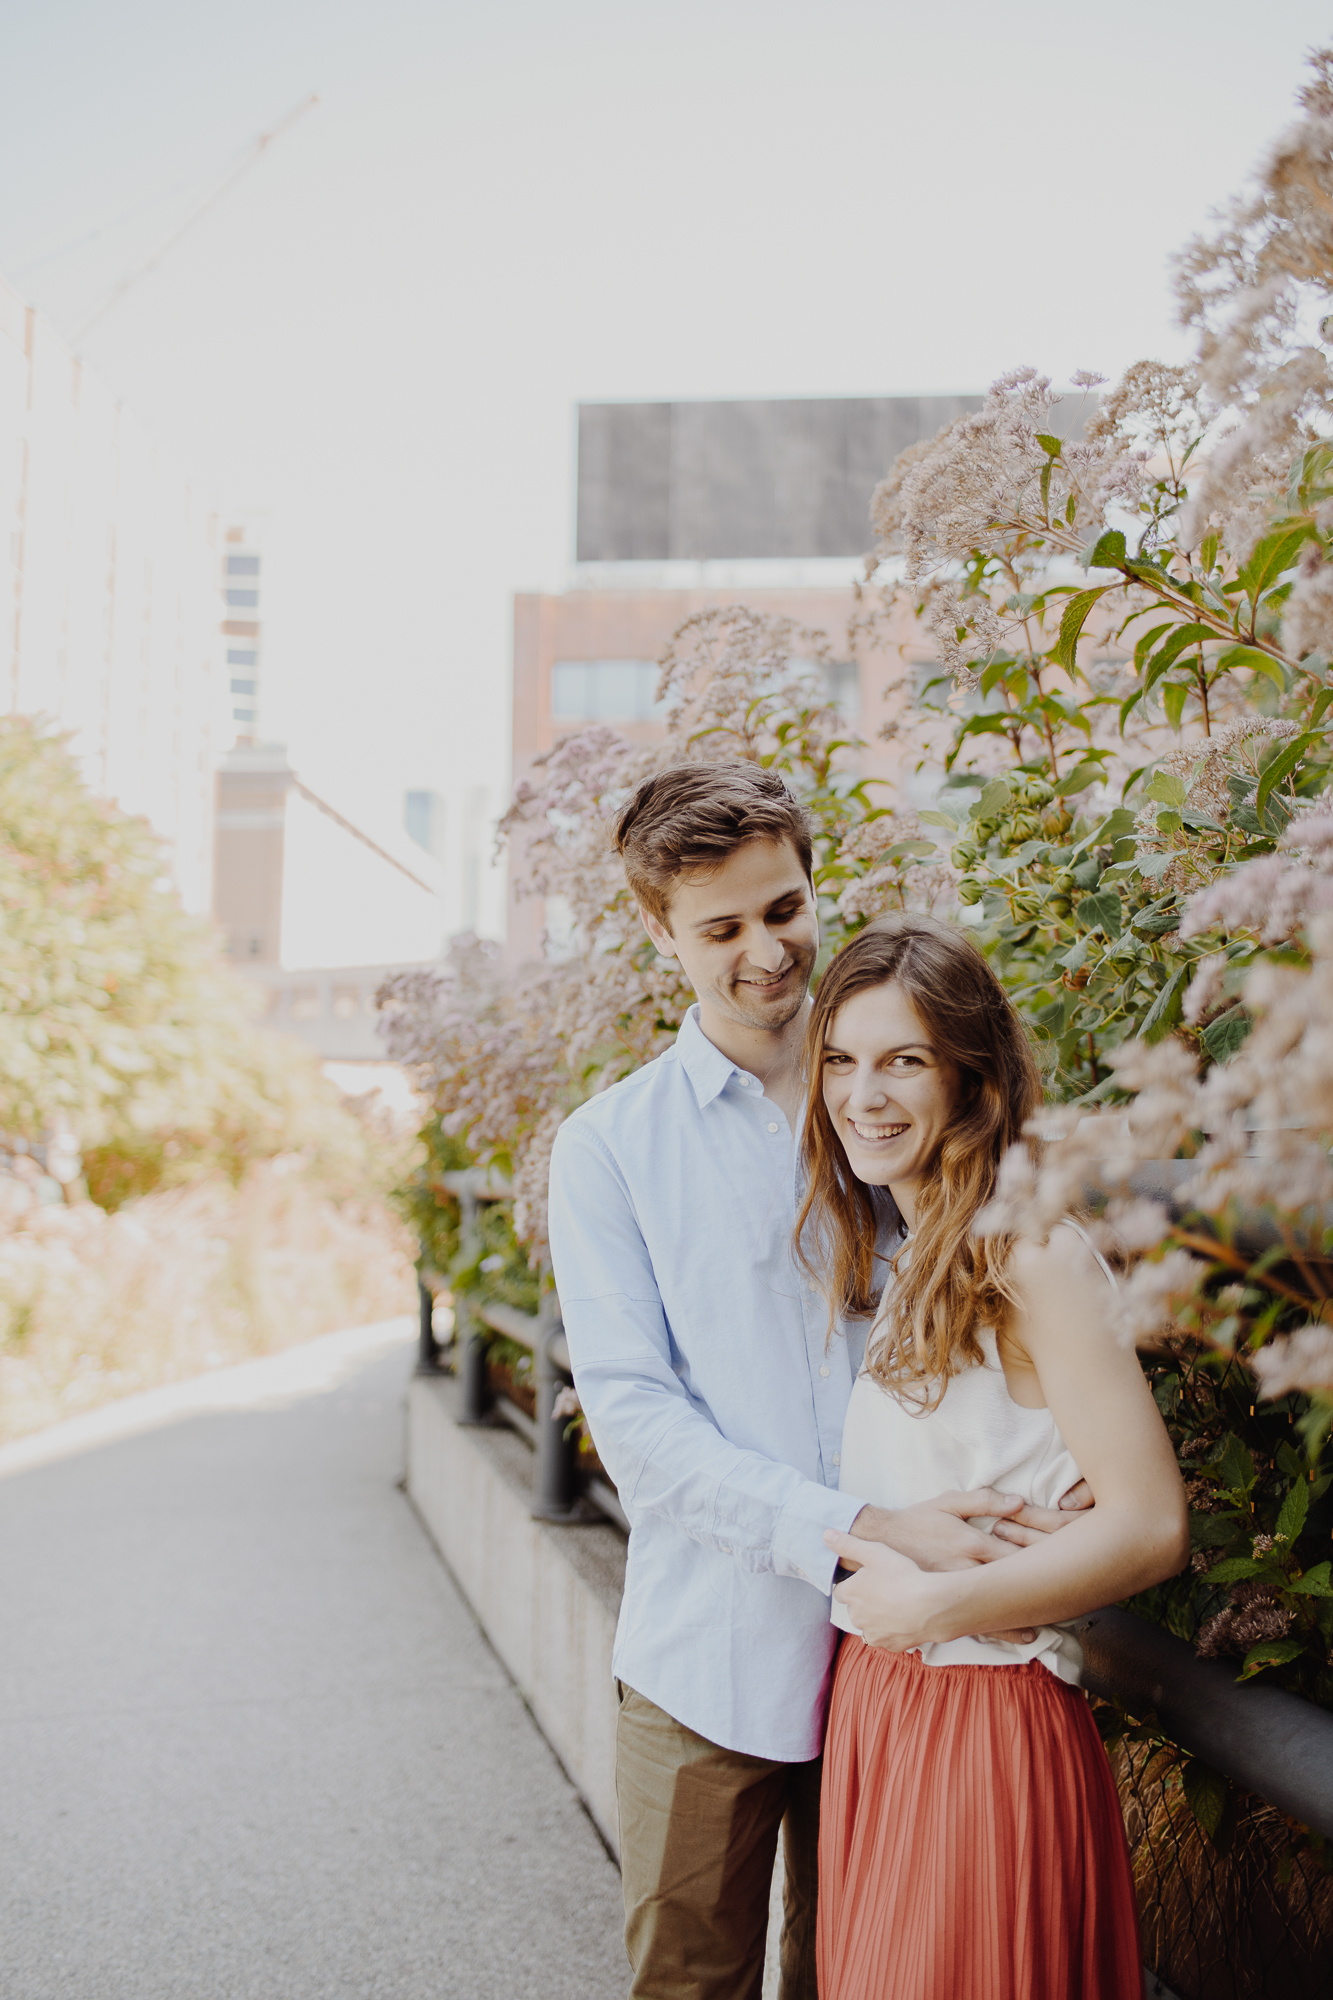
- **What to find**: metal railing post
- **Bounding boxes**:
[531,1275,585,1521]
[415,1266,441,1375]
[454,1188,492,1426]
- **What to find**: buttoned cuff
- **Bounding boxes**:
[771,1482,867,1593]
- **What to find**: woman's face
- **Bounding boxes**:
[821,980,960,1216]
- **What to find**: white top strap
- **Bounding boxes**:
[1056,1215,1118,1291]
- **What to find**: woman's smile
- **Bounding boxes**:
[847,1119,910,1145]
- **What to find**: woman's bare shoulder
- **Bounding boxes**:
[1008,1224,1107,1299]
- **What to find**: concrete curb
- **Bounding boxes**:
[407,1371,626,1857]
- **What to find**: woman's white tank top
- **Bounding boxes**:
[832,1223,1113,1684]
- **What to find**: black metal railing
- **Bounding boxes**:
[418,1169,627,1531]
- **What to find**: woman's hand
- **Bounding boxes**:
[826,1529,954,1651]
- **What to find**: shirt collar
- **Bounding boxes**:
[675,1005,746,1111]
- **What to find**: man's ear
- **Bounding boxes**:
[639,907,678,960]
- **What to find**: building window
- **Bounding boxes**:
[227,647,257,666]
[230,678,256,695]
[233,707,256,722]
[824,660,860,720]
[332,986,361,1019]
[225,588,259,608]
[227,554,261,576]
[552,659,662,721]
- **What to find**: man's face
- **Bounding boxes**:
[641,837,819,1034]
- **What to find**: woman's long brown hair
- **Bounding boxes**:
[795,913,1043,1404]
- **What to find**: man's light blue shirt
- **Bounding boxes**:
[547,1004,875,1762]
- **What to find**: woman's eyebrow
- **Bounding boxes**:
[823,1040,935,1058]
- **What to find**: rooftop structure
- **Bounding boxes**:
[574,395,981,566]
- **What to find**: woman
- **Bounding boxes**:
[795,913,1188,2000]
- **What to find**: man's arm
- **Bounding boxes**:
[548,1119,1034,1594]
[549,1118,862,1592]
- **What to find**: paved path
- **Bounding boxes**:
[0,1323,627,2000]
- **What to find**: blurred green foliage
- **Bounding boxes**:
[0,716,386,1207]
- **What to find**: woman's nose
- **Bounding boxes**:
[848,1071,887,1113]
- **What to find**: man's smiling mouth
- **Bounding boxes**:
[737,965,794,990]
[848,1120,909,1143]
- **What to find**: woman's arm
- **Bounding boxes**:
[826,1228,1190,1650]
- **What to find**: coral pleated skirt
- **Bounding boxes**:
[818,1636,1142,2000]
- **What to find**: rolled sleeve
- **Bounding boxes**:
[772,1480,867,1591]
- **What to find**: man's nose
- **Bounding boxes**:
[745,928,787,971]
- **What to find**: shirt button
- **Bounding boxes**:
[738,1077,749,1087]
[819,1365,830,1378]
[833,1452,842,1467]
[767,1121,779,1134]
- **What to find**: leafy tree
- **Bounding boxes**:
[0,716,371,1206]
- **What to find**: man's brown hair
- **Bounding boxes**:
[612,763,814,927]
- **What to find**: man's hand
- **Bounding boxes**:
[989,1477,1094,1548]
[845,1490,1024,1573]
[842,1478,1095,1647]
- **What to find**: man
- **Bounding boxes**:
[548,764,1084,2000]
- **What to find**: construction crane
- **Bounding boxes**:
[74,93,320,346]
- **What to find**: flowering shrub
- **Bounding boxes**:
[0,1158,416,1443]
[383,51,1333,1763]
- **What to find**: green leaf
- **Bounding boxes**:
[1134,623,1173,672]
[977,779,1013,818]
[1275,1479,1310,1546]
[1036,432,1063,456]
[1204,1556,1266,1584]
[1075,889,1122,938]
[979,657,1011,698]
[1163,682,1189,731]
[1054,764,1102,797]
[918,810,962,831]
[1200,531,1219,573]
[1141,963,1189,1042]
[1131,899,1181,937]
[1086,528,1127,570]
[1051,588,1112,671]
[1145,771,1187,808]
[1119,686,1146,734]
[1142,623,1215,691]
[1215,645,1287,692]
[1182,1758,1230,1840]
[1200,1008,1250,1063]
[1238,1637,1304,1680]
[1086,807,1139,849]
[1290,1561,1333,1597]
[1156,809,1184,836]
[1238,522,1314,600]
[1216,1434,1257,1496]
[1256,730,1321,820]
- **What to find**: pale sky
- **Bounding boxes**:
[0,0,1327,888]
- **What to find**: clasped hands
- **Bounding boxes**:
[827,1481,1092,1652]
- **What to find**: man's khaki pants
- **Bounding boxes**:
[614,1682,821,2000]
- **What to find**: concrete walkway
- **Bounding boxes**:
[0,1322,627,2000]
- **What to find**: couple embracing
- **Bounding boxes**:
[548,763,1189,2000]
